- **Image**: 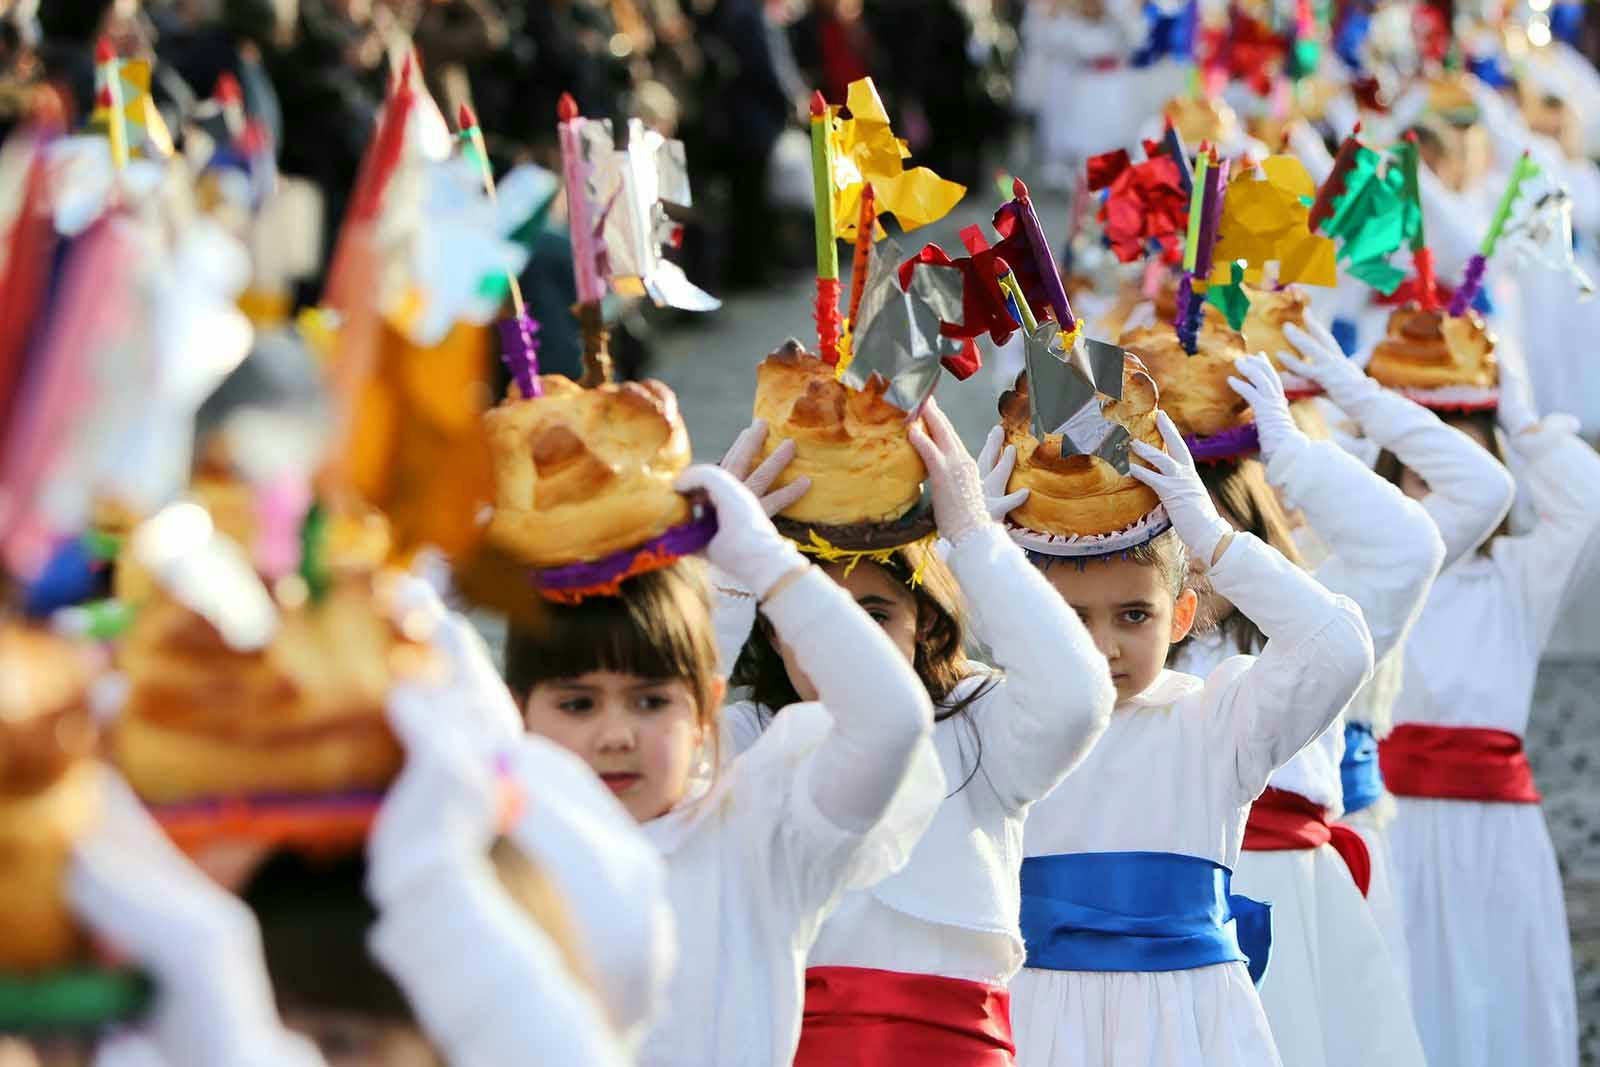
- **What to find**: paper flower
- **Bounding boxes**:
[827,78,965,241]
[1209,155,1337,288]
[1086,144,1190,265]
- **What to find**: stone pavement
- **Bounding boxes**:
[642,201,1600,1061]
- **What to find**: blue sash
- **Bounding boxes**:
[1341,722,1385,816]
[1020,852,1272,984]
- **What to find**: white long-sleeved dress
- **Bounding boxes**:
[638,567,945,1067]
[1010,532,1374,1067]
[720,525,1115,992]
[1388,416,1600,1067]
[1174,429,1443,1067]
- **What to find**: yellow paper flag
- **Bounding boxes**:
[827,78,965,241]
[1210,154,1336,288]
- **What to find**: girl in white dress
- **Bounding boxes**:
[1380,393,1600,1067]
[1001,407,1376,1067]
[715,400,1116,1066]
[512,466,944,1067]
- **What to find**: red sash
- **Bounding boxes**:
[1242,787,1373,897]
[1378,724,1542,804]
[795,966,1016,1067]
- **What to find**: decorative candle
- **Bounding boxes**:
[95,37,128,170]
[847,183,877,327]
[1011,177,1076,332]
[557,93,604,305]
[810,92,840,282]
[1308,122,1362,232]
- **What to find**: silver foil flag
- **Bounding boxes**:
[1023,323,1132,472]
[579,118,721,312]
[1501,172,1596,301]
[839,237,969,414]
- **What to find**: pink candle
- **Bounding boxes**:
[558,93,604,304]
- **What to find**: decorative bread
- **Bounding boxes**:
[0,624,98,971]
[1119,322,1253,439]
[1365,305,1498,399]
[1000,354,1164,539]
[112,570,431,805]
[1165,95,1240,150]
[1240,286,1320,392]
[482,375,692,568]
[751,341,925,527]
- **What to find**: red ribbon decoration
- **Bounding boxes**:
[796,966,1016,1067]
[1379,724,1543,804]
[1242,787,1373,897]
[1086,144,1189,265]
[1199,10,1288,96]
[903,241,1017,349]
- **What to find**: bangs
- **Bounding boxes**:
[505,559,718,701]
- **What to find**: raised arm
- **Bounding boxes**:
[1129,412,1374,801]
[1232,350,1445,661]
[944,420,1118,809]
[1280,318,1514,566]
[1497,413,1600,647]
[675,465,935,839]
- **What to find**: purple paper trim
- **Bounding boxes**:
[532,506,718,592]
[1176,273,1199,354]
[1183,421,1261,461]
[1448,254,1487,317]
[497,314,542,397]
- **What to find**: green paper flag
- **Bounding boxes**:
[1318,144,1423,295]
[1206,262,1252,329]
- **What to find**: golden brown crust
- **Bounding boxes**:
[1165,96,1240,150]
[0,625,95,797]
[1366,306,1498,392]
[482,375,692,567]
[751,342,926,526]
[0,763,96,971]
[1000,355,1165,537]
[1240,286,1311,373]
[113,573,429,804]
[1119,322,1254,439]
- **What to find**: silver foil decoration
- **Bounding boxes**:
[578,118,721,312]
[1023,322,1132,472]
[1501,173,1596,301]
[839,237,969,414]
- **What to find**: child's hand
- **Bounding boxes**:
[1278,320,1371,411]
[1227,353,1302,459]
[1130,413,1235,566]
[719,419,811,518]
[908,398,992,547]
[675,465,806,599]
[977,425,1030,522]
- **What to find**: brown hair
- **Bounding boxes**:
[731,541,997,793]
[503,560,723,740]
[1375,408,1511,549]
[1028,527,1191,599]
[1193,457,1305,654]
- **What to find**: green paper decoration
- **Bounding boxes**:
[1206,262,1252,330]
[1318,144,1423,296]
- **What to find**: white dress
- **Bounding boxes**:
[1311,371,1518,995]
[1388,416,1600,1067]
[720,524,1116,988]
[1177,430,1443,1067]
[638,568,946,1067]
[1011,532,1375,1067]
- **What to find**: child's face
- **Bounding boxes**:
[524,670,719,822]
[776,561,918,702]
[1043,557,1197,704]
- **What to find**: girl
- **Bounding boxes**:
[1380,389,1600,1067]
[717,399,1117,1066]
[1279,317,1516,991]
[1000,407,1376,1067]
[1171,339,1497,1067]
[511,465,943,1067]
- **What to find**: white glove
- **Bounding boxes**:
[68,770,327,1067]
[388,575,523,747]
[368,622,628,1067]
[1496,373,1542,438]
[719,419,812,517]
[1129,412,1234,565]
[675,464,807,599]
[1278,319,1375,413]
[977,425,1030,522]
[908,398,992,547]
[1227,352,1304,459]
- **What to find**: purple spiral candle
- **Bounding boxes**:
[1176,273,1200,354]
[1448,254,1487,317]
[497,313,542,398]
